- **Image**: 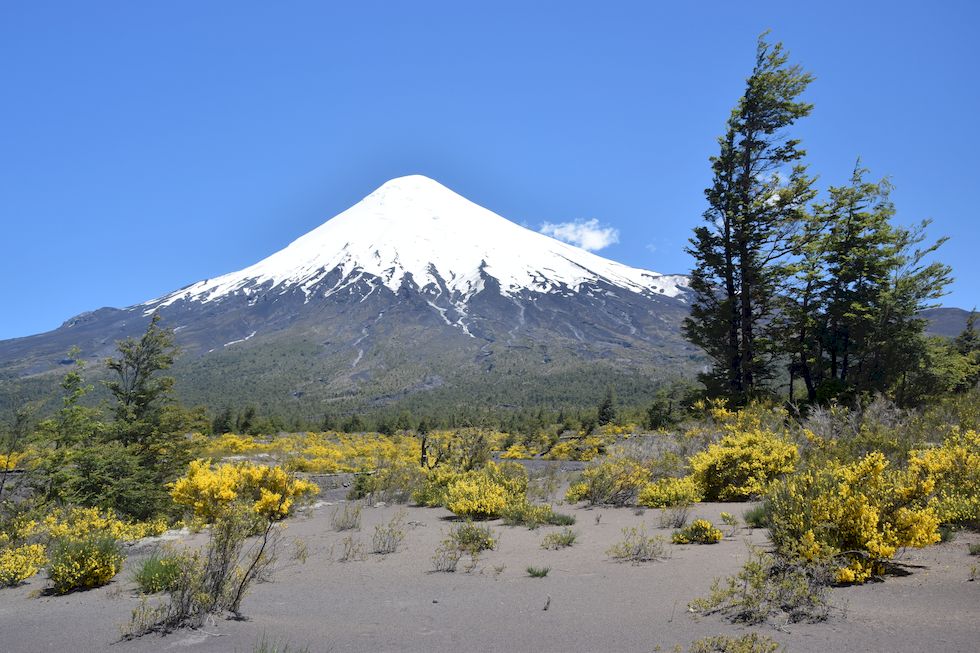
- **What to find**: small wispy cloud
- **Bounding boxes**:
[539,218,619,252]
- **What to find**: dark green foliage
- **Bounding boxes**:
[104,313,178,443]
[24,318,198,520]
[596,387,616,426]
[684,34,816,403]
[526,565,550,578]
[743,504,770,529]
[781,163,953,405]
[132,551,183,594]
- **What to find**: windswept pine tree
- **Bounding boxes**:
[684,34,816,402]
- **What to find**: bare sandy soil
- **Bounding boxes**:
[1,499,977,653]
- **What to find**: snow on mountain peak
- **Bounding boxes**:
[146,175,686,312]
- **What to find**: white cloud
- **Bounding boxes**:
[539,218,619,252]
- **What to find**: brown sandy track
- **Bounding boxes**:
[1,502,977,653]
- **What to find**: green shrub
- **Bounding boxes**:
[672,519,723,545]
[541,528,577,550]
[565,456,649,506]
[686,633,782,653]
[689,548,832,625]
[47,534,123,594]
[348,461,425,504]
[526,565,550,578]
[742,504,769,529]
[431,522,497,573]
[500,501,554,529]
[968,543,980,556]
[132,551,183,594]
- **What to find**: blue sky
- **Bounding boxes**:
[1,1,978,340]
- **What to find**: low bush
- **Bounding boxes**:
[331,503,362,532]
[689,548,832,625]
[431,522,496,573]
[47,534,123,594]
[742,504,769,529]
[0,543,46,587]
[767,451,939,583]
[672,519,723,544]
[125,504,284,636]
[541,527,577,550]
[658,503,692,529]
[565,456,650,506]
[908,428,980,527]
[171,460,318,524]
[132,550,183,594]
[526,565,550,578]
[686,633,782,653]
[338,535,365,562]
[500,501,576,529]
[372,511,406,554]
[689,430,798,501]
[967,543,980,556]
[638,476,703,508]
[444,462,528,520]
[606,526,669,564]
[347,460,424,504]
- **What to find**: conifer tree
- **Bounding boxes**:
[684,34,816,402]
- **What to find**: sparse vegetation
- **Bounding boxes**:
[686,633,782,653]
[607,526,669,564]
[541,527,577,550]
[526,565,550,578]
[372,511,406,554]
[331,503,363,532]
[690,548,833,626]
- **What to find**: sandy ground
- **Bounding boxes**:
[1,498,977,653]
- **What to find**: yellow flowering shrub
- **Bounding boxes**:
[637,476,703,508]
[672,519,723,544]
[0,544,47,587]
[412,465,463,507]
[565,456,650,506]
[768,452,939,584]
[445,462,528,519]
[908,429,980,526]
[42,507,168,543]
[689,429,798,501]
[543,436,607,461]
[171,460,319,523]
[500,443,534,459]
[46,534,123,594]
[0,451,22,470]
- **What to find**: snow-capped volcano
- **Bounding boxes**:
[0,175,698,418]
[145,175,686,317]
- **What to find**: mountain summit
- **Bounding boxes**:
[145,175,687,335]
[0,176,697,418]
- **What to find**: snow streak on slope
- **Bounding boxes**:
[145,175,686,312]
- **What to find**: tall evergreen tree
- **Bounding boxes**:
[781,163,952,403]
[684,34,816,402]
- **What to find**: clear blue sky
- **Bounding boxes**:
[2,1,978,340]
